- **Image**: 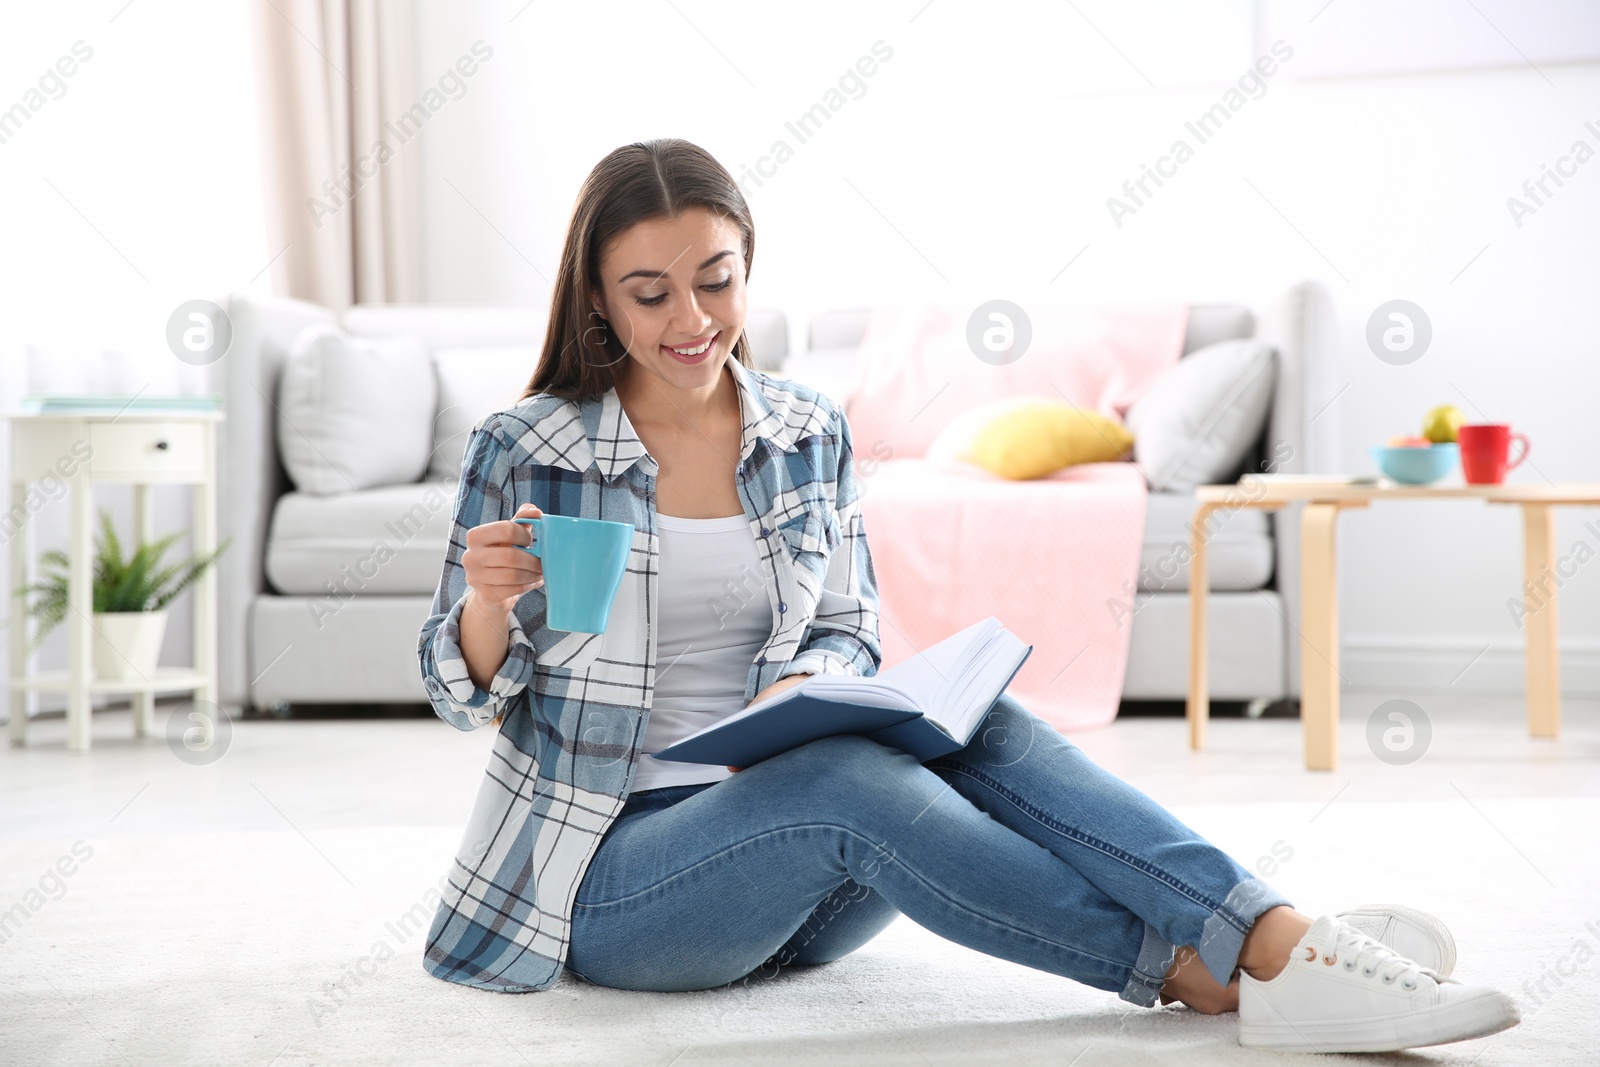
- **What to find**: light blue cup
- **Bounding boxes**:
[514,515,634,633]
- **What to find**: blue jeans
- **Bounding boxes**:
[566,693,1290,1004]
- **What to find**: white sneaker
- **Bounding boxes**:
[1335,903,1457,977]
[1239,915,1520,1053]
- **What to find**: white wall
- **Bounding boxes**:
[411,0,1600,695]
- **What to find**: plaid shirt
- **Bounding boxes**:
[417,356,882,992]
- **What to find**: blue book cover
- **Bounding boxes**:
[653,617,1032,767]
[21,394,223,413]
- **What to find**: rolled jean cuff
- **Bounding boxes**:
[1195,877,1294,987]
[1119,923,1177,1007]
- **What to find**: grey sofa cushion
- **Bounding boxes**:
[768,345,861,409]
[1138,490,1273,592]
[428,346,538,482]
[277,324,437,495]
[1126,339,1276,492]
[265,481,456,596]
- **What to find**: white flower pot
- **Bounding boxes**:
[92,610,169,681]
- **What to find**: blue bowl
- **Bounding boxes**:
[1369,443,1458,485]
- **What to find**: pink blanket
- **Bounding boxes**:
[844,300,1190,459]
[844,301,1188,731]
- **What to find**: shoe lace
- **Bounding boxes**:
[1331,923,1428,990]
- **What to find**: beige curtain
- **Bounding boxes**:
[251,0,422,308]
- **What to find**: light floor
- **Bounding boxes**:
[2,691,1597,1066]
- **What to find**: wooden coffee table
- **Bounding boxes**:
[1186,479,1600,771]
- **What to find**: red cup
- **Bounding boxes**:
[1457,423,1530,485]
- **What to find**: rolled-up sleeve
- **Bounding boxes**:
[417,415,544,731]
[779,402,883,681]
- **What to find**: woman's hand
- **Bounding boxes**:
[462,503,545,730]
[726,672,813,772]
[463,503,546,613]
[748,671,811,707]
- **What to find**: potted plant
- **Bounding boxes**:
[10,509,232,681]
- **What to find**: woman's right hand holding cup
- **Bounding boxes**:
[463,503,546,612]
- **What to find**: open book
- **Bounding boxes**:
[652,617,1033,766]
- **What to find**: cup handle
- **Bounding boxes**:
[1507,432,1531,471]
[514,516,542,559]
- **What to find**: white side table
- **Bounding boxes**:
[6,410,224,752]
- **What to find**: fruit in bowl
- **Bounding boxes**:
[1370,403,1467,483]
[1423,403,1466,444]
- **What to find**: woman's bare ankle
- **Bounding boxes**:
[1161,946,1239,1014]
[1237,906,1313,982]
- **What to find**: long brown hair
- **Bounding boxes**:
[520,139,756,404]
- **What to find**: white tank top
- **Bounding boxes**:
[631,511,774,792]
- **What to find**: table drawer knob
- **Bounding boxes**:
[155,440,169,450]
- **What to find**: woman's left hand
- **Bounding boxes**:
[747,671,811,708]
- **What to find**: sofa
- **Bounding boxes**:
[776,284,1332,711]
[214,295,789,715]
[215,284,1329,718]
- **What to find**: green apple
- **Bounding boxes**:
[1423,404,1465,444]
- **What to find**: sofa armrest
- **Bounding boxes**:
[1253,280,1336,697]
[215,292,336,712]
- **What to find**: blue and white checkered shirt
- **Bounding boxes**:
[418,356,882,991]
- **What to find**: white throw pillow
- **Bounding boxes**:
[1125,339,1276,492]
[427,346,540,482]
[277,323,436,495]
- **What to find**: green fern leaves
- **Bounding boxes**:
[8,508,232,656]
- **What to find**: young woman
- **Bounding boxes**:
[417,138,1519,1054]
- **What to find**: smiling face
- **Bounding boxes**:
[591,206,747,394]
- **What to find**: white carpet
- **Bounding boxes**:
[4,797,1596,1065]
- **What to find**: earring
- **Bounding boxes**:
[582,312,626,369]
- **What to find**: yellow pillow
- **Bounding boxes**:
[927,396,1134,480]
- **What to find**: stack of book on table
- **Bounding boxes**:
[16,395,223,415]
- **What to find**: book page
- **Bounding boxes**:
[927,626,1029,742]
[723,616,1004,735]
[794,674,920,712]
[874,617,997,719]
[659,619,1024,764]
